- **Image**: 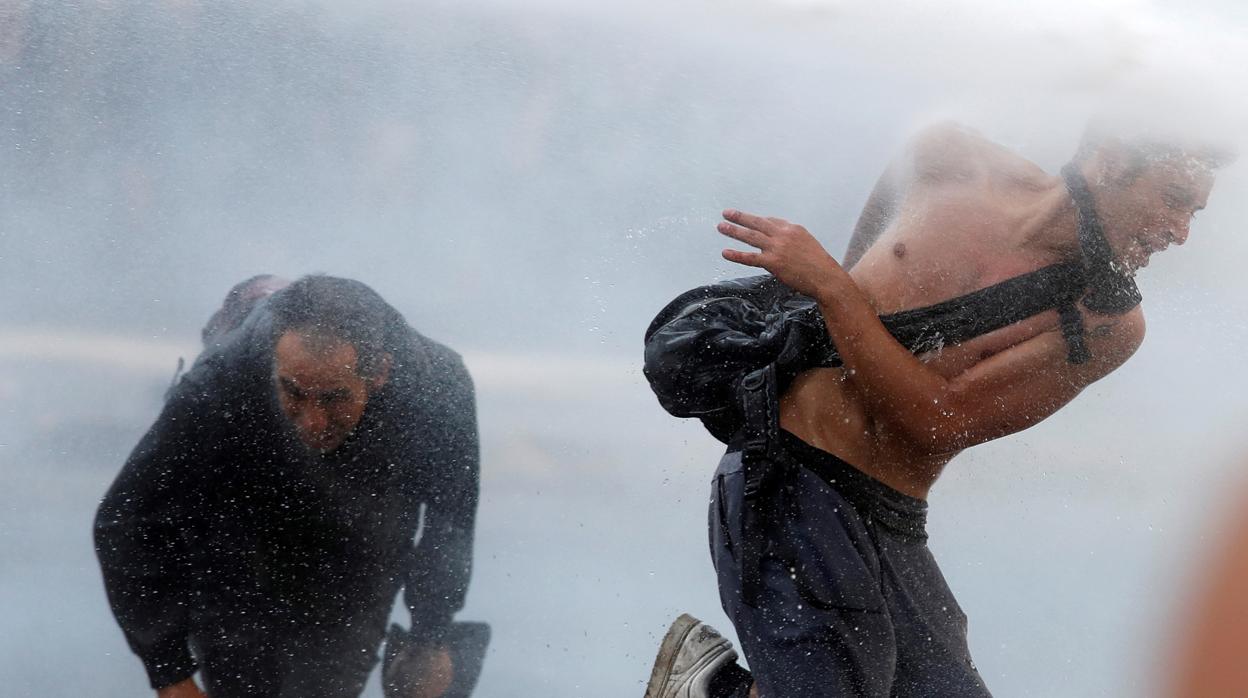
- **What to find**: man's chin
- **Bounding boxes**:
[1116,256,1145,275]
[300,436,345,454]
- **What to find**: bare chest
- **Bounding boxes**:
[850,190,1065,375]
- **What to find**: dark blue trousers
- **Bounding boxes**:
[710,430,992,697]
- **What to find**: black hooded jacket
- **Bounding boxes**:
[93,300,479,689]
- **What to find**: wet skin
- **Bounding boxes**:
[273,330,388,454]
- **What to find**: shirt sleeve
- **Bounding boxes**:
[93,359,223,689]
[401,349,480,646]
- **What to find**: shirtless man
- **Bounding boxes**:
[641,122,1229,697]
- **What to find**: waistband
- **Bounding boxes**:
[775,429,929,540]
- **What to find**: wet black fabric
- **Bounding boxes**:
[191,600,390,698]
[710,431,991,698]
[93,298,479,691]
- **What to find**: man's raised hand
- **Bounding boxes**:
[717,209,847,299]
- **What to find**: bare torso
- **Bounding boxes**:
[779,127,1099,497]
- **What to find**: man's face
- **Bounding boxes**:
[273,330,373,454]
[1097,154,1216,273]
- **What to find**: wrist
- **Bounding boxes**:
[811,267,858,311]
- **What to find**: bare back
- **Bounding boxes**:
[780,125,1142,496]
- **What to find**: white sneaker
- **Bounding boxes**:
[643,614,739,698]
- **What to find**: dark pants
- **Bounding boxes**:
[189,602,390,698]
[710,430,991,697]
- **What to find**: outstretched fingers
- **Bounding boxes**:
[720,209,780,269]
[722,208,779,233]
[722,248,765,267]
[717,221,768,248]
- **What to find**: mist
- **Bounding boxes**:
[3,0,1247,695]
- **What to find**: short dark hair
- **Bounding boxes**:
[203,274,290,346]
[267,274,406,378]
[1074,122,1237,182]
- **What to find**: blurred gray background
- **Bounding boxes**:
[3,0,1248,695]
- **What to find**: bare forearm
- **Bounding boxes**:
[716,208,957,444]
[811,273,955,442]
[814,271,1119,452]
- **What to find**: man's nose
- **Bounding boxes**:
[300,407,329,435]
[1170,223,1191,246]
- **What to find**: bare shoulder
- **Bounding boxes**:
[906,121,985,157]
[902,122,1046,187]
[904,121,984,180]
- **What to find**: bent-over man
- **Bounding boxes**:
[95,274,479,698]
[643,122,1230,697]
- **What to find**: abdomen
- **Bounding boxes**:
[779,368,878,468]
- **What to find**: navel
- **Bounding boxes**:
[893,242,907,259]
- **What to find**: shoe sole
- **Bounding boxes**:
[643,613,702,698]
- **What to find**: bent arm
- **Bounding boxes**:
[403,356,480,644]
[814,274,1144,453]
[94,367,220,690]
[718,209,1144,454]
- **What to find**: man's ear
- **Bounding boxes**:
[1090,137,1132,186]
[369,352,393,391]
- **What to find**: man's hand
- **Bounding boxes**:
[383,643,454,698]
[718,209,850,299]
[156,677,207,698]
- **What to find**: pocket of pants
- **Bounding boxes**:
[710,453,746,560]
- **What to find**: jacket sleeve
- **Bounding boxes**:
[402,351,480,646]
[93,361,221,689]
[642,276,836,441]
